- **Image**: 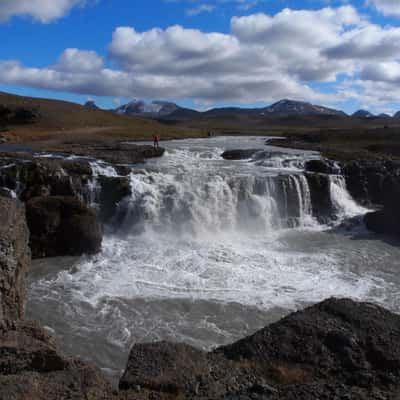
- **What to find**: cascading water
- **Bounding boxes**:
[27,136,400,380]
[329,175,368,218]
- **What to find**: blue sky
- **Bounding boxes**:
[1,0,400,114]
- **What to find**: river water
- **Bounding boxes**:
[26,136,400,380]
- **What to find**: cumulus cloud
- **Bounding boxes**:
[2,4,400,111]
[367,0,400,17]
[54,48,104,72]
[0,0,85,22]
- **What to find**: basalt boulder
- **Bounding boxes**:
[26,196,102,258]
[0,196,30,320]
[120,298,400,400]
[0,320,116,400]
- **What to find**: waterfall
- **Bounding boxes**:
[115,167,318,237]
[329,175,368,218]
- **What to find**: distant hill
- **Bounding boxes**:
[261,99,346,117]
[84,100,99,109]
[0,91,196,142]
[352,110,374,118]
[115,98,346,121]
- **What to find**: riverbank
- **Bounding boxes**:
[268,126,400,162]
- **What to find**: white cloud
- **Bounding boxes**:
[54,48,104,72]
[186,4,216,16]
[0,0,84,23]
[2,5,400,111]
[367,0,400,17]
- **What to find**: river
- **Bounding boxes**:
[26,136,400,380]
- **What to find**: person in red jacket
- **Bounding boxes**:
[153,134,159,148]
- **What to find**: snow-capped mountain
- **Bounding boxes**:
[115,100,179,117]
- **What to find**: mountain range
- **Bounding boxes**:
[86,99,398,121]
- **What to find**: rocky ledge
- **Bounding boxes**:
[37,142,165,165]
[304,157,400,236]
[0,141,162,258]
[118,297,400,400]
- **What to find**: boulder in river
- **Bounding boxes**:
[221,149,260,160]
[0,196,30,320]
[26,196,102,258]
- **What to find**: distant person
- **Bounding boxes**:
[153,134,159,148]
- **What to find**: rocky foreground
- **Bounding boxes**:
[0,196,399,399]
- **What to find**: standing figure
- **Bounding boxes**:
[153,134,159,148]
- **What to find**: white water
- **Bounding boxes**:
[27,136,400,377]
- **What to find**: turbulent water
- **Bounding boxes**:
[27,136,400,380]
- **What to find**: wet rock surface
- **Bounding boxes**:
[26,196,103,258]
[119,298,400,400]
[305,172,335,223]
[364,175,400,236]
[221,149,261,160]
[0,196,30,320]
[43,142,165,165]
[0,153,93,202]
[99,176,132,224]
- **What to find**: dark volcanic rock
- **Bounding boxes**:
[46,143,165,165]
[305,159,340,175]
[120,298,400,400]
[364,175,400,236]
[0,155,93,202]
[341,160,400,206]
[305,172,335,223]
[0,320,115,400]
[221,149,260,160]
[99,176,132,223]
[0,196,30,320]
[26,196,102,258]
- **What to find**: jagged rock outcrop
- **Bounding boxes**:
[341,160,398,206]
[0,154,93,202]
[364,175,400,237]
[26,196,102,258]
[0,195,116,400]
[119,298,400,400]
[0,196,30,320]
